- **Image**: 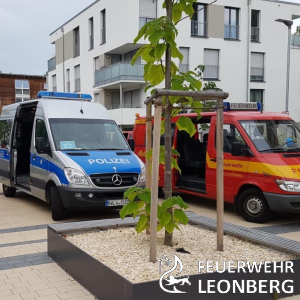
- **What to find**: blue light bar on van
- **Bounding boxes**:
[37,91,92,100]
[223,102,261,111]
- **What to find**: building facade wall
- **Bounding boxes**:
[47,0,300,126]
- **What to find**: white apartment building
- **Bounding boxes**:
[47,0,300,129]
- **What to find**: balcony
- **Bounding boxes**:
[139,17,155,30]
[48,57,56,72]
[191,21,207,37]
[75,78,81,92]
[95,62,144,87]
[292,34,300,47]
[101,28,106,44]
[203,65,219,80]
[179,64,189,73]
[74,43,80,57]
[251,27,260,42]
[224,25,239,40]
[89,35,94,50]
[250,67,264,82]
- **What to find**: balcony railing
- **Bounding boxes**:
[74,43,80,57]
[251,27,260,42]
[48,57,56,71]
[224,25,239,40]
[95,62,145,87]
[89,35,94,50]
[75,78,81,92]
[191,21,207,37]
[139,17,155,29]
[203,65,219,80]
[66,82,70,93]
[179,64,189,73]
[250,67,264,82]
[52,86,57,92]
[292,34,300,47]
[106,104,142,110]
[101,28,106,44]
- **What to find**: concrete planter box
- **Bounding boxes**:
[47,215,300,300]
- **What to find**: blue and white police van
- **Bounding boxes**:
[0,91,145,220]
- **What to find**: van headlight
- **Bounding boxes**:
[64,168,89,185]
[139,166,146,183]
[276,180,300,192]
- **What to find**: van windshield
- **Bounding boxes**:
[49,119,129,151]
[240,119,300,152]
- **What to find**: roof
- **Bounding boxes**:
[0,73,46,79]
[49,0,300,36]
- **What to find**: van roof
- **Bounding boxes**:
[1,98,113,121]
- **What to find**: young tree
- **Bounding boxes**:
[121,0,218,248]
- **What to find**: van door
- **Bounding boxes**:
[206,119,249,202]
[0,119,13,186]
[30,118,50,201]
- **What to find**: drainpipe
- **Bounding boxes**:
[61,27,65,92]
[246,0,251,102]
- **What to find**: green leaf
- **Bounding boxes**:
[146,149,152,160]
[191,101,203,120]
[176,116,197,137]
[183,4,194,17]
[157,223,163,232]
[136,214,148,233]
[172,148,180,157]
[159,211,172,227]
[119,201,139,219]
[171,61,179,76]
[137,192,151,203]
[161,198,175,211]
[131,46,149,65]
[133,22,149,44]
[174,209,189,225]
[172,196,189,209]
[171,157,181,174]
[172,8,182,23]
[174,223,181,231]
[160,120,165,136]
[149,30,165,44]
[145,203,151,214]
[144,84,154,93]
[154,44,167,60]
[171,46,184,61]
[124,187,138,200]
[165,218,175,234]
[137,201,145,210]
[144,62,154,81]
[148,64,165,85]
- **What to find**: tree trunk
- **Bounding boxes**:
[164,0,173,247]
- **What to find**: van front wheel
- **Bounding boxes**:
[50,186,64,221]
[2,184,16,197]
[238,188,273,223]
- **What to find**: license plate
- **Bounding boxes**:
[105,199,129,207]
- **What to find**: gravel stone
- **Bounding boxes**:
[66,224,295,283]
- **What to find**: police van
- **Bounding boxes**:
[0,91,145,220]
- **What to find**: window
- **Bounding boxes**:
[94,56,100,71]
[74,65,80,92]
[251,10,260,42]
[224,7,239,39]
[0,120,12,149]
[89,18,94,50]
[52,75,57,92]
[66,69,70,92]
[179,47,189,72]
[124,90,140,108]
[35,119,49,147]
[139,0,157,29]
[15,80,30,97]
[124,50,141,64]
[43,83,47,90]
[217,124,247,153]
[73,27,80,57]
[250,89,264,109]
[203,49,219,80]
[251,52,264,82]
[101,10,106,44]
[191,3,207,37]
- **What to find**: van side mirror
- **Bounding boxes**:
[231,142,242,156]
[128,139,135,151]
[36,137,50,154]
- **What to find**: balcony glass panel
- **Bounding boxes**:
[191,21,207,37]
[48,57,56,71]
[292,35,300,47]
[251,27,260,42]
[203,65,219,80]
[224,25,239,39]
[250,67,264,82]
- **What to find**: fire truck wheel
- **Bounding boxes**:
[2,184,16,197]
[158,187,164,198]
[238,188,273,223]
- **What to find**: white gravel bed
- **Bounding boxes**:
[66,224,295,283]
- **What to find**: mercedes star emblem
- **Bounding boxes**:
[112,174,122,186]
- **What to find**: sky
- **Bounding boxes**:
[0,0,299,76]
